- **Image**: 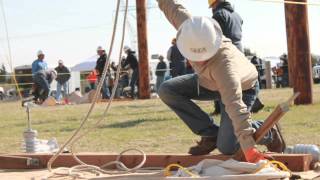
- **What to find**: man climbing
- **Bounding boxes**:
[156,0,285,163]
[32,50,48,75]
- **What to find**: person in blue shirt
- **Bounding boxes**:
[32,50,48,75]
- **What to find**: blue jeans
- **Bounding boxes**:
[158,74,273,155]
[55,82,68,100]
[33,75,50,101]
[130,68,139,98]
[156,75,165,92]
[98,76,110,99]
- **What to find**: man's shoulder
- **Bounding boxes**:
[213,9,227,17]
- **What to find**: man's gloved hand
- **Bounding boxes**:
[244,147,269,163]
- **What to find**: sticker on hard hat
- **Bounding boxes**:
[190,48,207,54]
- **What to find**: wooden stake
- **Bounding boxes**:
[136,0,150,99]
[284,0,313,104]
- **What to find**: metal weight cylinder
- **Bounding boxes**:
[285,144,320,163]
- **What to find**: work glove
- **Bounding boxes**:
[244,147,272,163]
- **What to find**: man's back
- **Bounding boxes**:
[124,51,138,70]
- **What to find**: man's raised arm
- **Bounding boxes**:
[157,0,192,30]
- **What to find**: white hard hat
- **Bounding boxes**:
[123,45,131,52]
[37,50,44,56]
[176,16,222,62]
[58,60,63,64]
[97,46,104,51]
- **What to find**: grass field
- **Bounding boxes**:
[0,85,320,154]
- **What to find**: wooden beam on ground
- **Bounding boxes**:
[136,0,150,99]
[284,0,313,105]
[0,153,312,172]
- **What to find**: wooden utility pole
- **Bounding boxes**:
[284,0,313,104]
[136,0,150,99]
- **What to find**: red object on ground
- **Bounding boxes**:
[244,147,267,163]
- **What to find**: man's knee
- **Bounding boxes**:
[158,81,172,102]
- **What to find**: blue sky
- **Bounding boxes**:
[0,0,319,70]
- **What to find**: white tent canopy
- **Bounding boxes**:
[71,55,98,72]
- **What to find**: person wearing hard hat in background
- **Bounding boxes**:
[156,0,285,163]
[95,46,110,99]
[209,0,243,52]
[123,45,139,99]
[54,60,71,101]
[32,69,57,104]
[32,50,48,75]
[155,55,167,92]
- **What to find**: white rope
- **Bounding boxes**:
[44,0,150,179]
[46,0,122,171]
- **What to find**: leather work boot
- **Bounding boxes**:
[266,123,286,153]
[188,137,217,155]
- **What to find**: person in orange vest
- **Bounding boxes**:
[86,70,97,90]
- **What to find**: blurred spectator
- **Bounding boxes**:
[115,58,129,98]
[32,69,57,104]
[32,50,48,75]
[280,54,289,87]
[55,60,70,101]
[167,38,186,77]
[0,87,4,100]
[155,55,167,92]
[86,70,97,90]
[95,46,110,99]
[123,45,139,99]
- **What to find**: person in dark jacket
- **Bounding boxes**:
[123,46,139,99]
[95,46,110,99]
[33,69,57,103]
[210,0,244,115]
[167,38,186,77]
[250,56,265,113]
[209,0,243,52]
[155,55,167,92]
[54,60,70,100]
